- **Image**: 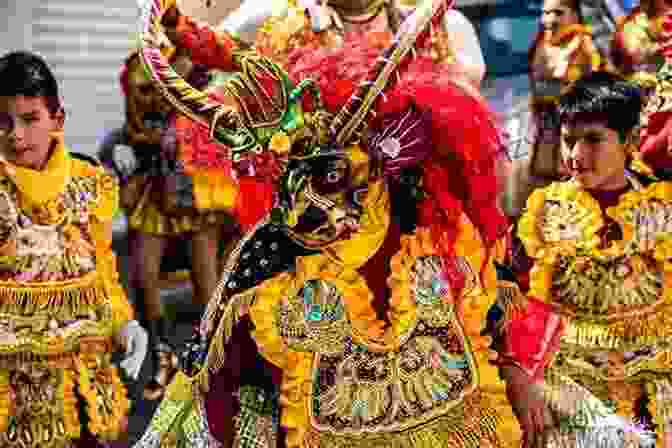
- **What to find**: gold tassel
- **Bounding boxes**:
[195,292,256,393]
[0,273,108,321]
[307,391,503,448]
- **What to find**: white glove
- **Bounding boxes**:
[116,320,148,380]
[112,144,138,179]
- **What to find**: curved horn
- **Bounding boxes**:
[137,0,223,128]
[330,0,454,146]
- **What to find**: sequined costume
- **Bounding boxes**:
[490,173,672,446]
[133,0,515,446]
[0,139,133,447]
[528,23,603,179]
[611,4,666,89]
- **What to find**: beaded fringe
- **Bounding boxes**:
[0,274,108,320]
[306,392,503,448]
[562,308,672,350]
[195,291,256,393]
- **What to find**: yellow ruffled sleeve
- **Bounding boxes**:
[89,166,134,332]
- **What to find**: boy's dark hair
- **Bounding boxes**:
[564,0,583,22]
[0,51,61,114]
[558,71,643,138]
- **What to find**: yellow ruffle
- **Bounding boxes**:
[249,273,293,370]
[88,169,134,332]
[518,181,604,264]
[607,181,672,262]
[126,179,230,236]
[191,171,238,213]
[10,138,71,208]
[453,220,521,447]
[0,369,9,434]
[279,351,313,448]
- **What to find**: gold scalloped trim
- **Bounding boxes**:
[518,181,604,261]
[607,181,672,262]
[518,182,604,302]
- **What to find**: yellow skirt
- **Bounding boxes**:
[124,175,237,236]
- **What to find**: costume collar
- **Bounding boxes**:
[10,138,71,205]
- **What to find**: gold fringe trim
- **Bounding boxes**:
[562,301,672,350]
[305,391,503,448]
[195,290,257,392]
[0,273,108,318]
[127,184,202,235]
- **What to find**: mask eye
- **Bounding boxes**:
[326,170,342,183]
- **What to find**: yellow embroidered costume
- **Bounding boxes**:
[507,178,672,445]
[0,140,132,447]
[133,0,517,446]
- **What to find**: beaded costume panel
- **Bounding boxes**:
[517,181,672,435]
[0,153,130,446]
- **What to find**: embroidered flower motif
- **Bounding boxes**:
[269,131,291,156]
[31,196,66,225]
[379,137,401,158]
[15,225,61,258]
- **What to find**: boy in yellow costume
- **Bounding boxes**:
[491,72,666,447]
[0,51,146,447]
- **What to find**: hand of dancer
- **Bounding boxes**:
[501,364,558,448]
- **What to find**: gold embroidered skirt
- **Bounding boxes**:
[0,274,130,446]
